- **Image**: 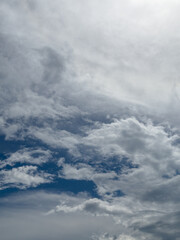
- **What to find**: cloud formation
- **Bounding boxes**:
[1,0,180,240]
[0,166,53,189]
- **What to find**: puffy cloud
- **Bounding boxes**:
[81,118,180,203]
[83,117,180,175]
[59,164,94,180]
[0,166,53,189]
[49,116,180,203]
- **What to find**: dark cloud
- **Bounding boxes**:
[140,212,180,240]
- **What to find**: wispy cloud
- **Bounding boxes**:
[0,166,53,189]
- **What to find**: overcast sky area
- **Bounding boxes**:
[0,1,180,239]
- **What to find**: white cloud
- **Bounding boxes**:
[58,163,121,196]
[0,166,53,189]
[57,157,65,167]
[80,118,180,201]
[48,117,180,201]
[53,198,131,216]
[28,127,81,156]
[1,0,180,121]
[59,164,94,180]
[0,148,52,169]
[83,117,180,176]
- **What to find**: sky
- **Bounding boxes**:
[0,0,180,239]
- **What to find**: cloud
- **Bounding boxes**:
[0,190,180,240]
[59,164,94,180]
[52,198,131,217]
[28,127,81,156]
[0,148,52,169]
[0,166,53,189]
[91,233,136,240]
[1,0,180,118]
[81,117,180,204]
[1,1,180,240]
[0,191,131,240]
[58,163,122,197]
[48,193,180,240]
[83,117,180,175]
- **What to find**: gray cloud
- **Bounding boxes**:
[1,1,180,240]
[0,192,128,240]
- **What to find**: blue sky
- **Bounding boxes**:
[0,1,180,239]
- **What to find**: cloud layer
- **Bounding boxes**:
[1,0,180,240]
